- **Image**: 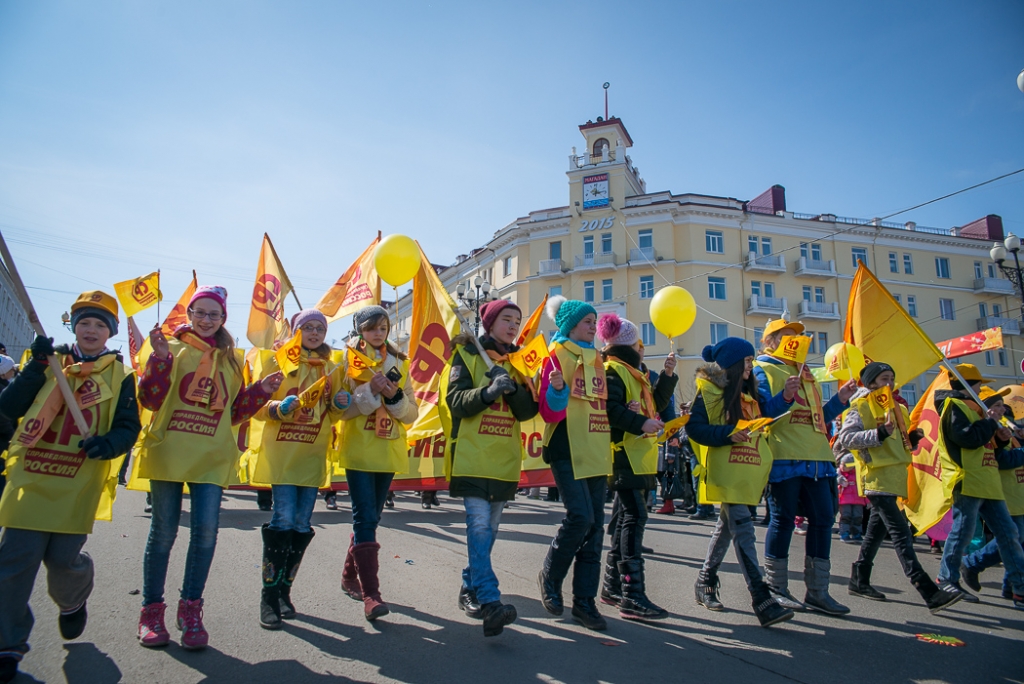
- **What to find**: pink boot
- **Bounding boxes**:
[138,603,170,648]
[342,535,363,601]
[177,599,209,650]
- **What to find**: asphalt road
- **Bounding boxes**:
[14,488,1024,684]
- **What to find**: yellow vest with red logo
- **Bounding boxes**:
[0,354,132,534]
[543,342,612,479]
[336,346,410,474]
[135,337,245,487]
[1000,465,1024,516]
[849,395,913,498]
[604,359,658,477]
[939,398,1003,500]
[754,360,833,462]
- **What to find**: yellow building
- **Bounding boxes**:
[393,116,1020,404]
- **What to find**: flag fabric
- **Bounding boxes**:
[936,328,1004,360]
[161,271,197,336]
[517,294,548,346]
[247,234,296,349]
[509,333,548,377]
[844,264,945,387]
[126,316,145,372]
[275,330,303,376]
[904,371,953,534]
[658,415,690,444]
[773,334,810,365]
[113,271,162,317]
[316,234,382,324]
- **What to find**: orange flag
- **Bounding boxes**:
[247,234,298,349]
[161,271,197,336]
[516,293,548,346]
[316,233,382,324]
[904,370,953,533]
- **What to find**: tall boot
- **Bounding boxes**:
[803,556,850,616]
[763,556,806,612]
[341,534,362,601]
[750,584,794,628]
[352,541,389,621]
[600,551,622,607]
[912,571,963,614]
[618,560,668,620]
[279,529,315,620]
[848,561,886,601]
[259,525,292,630]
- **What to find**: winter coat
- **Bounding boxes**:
[934,389,1004,468]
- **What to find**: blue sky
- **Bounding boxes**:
[1,1,1022,350]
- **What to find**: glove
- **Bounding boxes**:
[30,335,55,361]
[279,395,299,416]
[485,365,510,380]
[79,436,115,460]
[333,390,351,410]
[482,374,517,403]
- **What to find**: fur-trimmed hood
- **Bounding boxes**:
[696,362,728,389]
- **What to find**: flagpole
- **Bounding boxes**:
[156,269,161,324]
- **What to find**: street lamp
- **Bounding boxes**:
[61,311,71,330]
[454,276,498,336]
[990,233,1024,322]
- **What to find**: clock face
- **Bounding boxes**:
[582,173,609,210]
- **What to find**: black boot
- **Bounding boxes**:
[751,585,794,628]
[480,601,517,637]
[458,586,483,619]
[571,596,607,631]
[617,560,668,620]
[279,529,315,620]
[694,569,724,612]
[848,561,886,601]
[914,572,963,614]
[538,560,564,616]
[58,602,88,640]
[600,552,622,607]
[260,525,292,630]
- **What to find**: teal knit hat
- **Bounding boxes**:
[545,295,597,337]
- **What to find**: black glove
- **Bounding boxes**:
[79,435,115,460]
[482,374,517,403]
[909,428,924,450]
[30,335,55,361]
[485,365,509,380]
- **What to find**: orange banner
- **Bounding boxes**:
[247,234,296,349]
[316,233,382,324]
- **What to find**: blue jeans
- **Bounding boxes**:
[939,491,1024,594]
[963,514,1024,595]
[269,485,319,533]
[765,475,835,560]
[346,470,394,544]
[143,480,223,606]
[462,497,505,605]
[690,453,714,515]
[543,459,606,598]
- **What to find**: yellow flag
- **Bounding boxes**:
[161,271,197,336]
[509,333,548,377]
[772,334,810,365]
[114,271,162,317]
[316,233,382,324]
[247,234,296,349]
[845,263,945,386]
[657,414,690,444]
[732,416,778,435]
[517,293,548,346]
[904,371,953,533]
[296,375,328,409]
[275,330,303,376]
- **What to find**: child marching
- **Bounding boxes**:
[134,286,282,650]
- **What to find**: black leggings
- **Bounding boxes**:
[608,489,649,561]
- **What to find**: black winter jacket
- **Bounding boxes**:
[934,389,1005,469]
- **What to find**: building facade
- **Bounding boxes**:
[393,116,1020,404]
[0,261,35,361]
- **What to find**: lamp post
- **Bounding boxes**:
[990,233,1024,323]
[60,311,71,330]
[455,275,496,336]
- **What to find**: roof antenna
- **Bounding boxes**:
[603,82,610,119]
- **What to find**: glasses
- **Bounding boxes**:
[188,308,223,322]
[300,325,327,334]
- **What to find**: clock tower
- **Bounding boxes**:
[567,117,646,215]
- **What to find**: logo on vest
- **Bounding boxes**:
[178,372,226,409]
[252,274,284,321]
[790,409,813,426]
[167,409,221,436]
[982,451,998,468]
[589,413,610,433]
[1016,467,1024,484]
[277,422,320,444]
[23,447,86,478]
[364,412,396,438]
[16,418,45,446]
[478,414,515,438]
[77,378,103,408]
[591,375,605,396]
[728,446,761,466]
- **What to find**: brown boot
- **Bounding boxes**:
[341,535,362,601]
[352,541,389,621]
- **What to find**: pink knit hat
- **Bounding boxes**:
[189,285,228,320]
[597,313,639,347]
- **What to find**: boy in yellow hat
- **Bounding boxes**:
[0,291,141,683]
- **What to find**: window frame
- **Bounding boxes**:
[705,230,724,254]
[601,278,613,302]
[639,275,654,300]
[708,276,727,301]
[637,229,653,250]
[583,280,595,303]
[939,298,955,320]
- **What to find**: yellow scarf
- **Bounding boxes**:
[606,356,655,418]
[559,341,607,401]
[179,332,227,412]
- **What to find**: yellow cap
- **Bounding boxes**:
[71,290,119,321]
[762,317,805,340]
[978,385,1011,403]
[954,363,990,384]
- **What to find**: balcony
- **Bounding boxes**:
[744,252,786,273]
[574,252,618,271]
[628,246,657,264]
[973,277,1015,295]
[794,256,838,278]
[747,295,788,317]
[978,316,1020,335]
[799,300,841,320]
[538,259,567,278]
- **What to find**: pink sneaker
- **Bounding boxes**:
[138,603,170,648]
[176,599,209,650]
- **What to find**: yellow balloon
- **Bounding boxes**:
[823,342,865,382]
[649,286,697,339]
[374,234,420,287]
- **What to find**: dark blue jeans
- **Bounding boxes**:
[346,470,394,544]
[143,480,223,606]
[269,485,319,533]
[939,492,1024,594]
[765,475,834,560]
[544,459,606,599]
[963,514,1024,595]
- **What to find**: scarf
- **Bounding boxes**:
[20,354,117,448]
[606,355,655,417]
[178,331,227,412]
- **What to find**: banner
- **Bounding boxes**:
[113,271,162,317]
[247,233,296,349]
[316,233,382,324]
[844,264,945,387]
[904,371,953,534]
[936,327,1004,360]
[161,270,197,336]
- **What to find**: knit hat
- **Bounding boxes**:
[701,337,755,371]
[0,355,15,376]
[597,313,639,347]
[291,308,328,332]
[70,290,119,336]
[353,305,389,332]
[545,295,597,338]
[860,362,895,387]
[189,286,228,321]
[480,299,522,335]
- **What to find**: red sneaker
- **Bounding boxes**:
[177,599,209,650]
[138,603,170,648]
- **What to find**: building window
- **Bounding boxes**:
[815,287,825,304]
[907,295,918,317]
[583,281,594,303]
[751,280,761,298]
[503,256,513,277]
[821,383,836,402]
[985,350,995,366]
[935,257,951,279]
[638,229,653,250]
[639,276,654,300]
[999,348,1008,366]
[800,242,808,259]
[807,332,817,355]
[765,282,775,298]
[889,252,899,273]
[974,261,983,280]
[993,304,1002,316]
[710,322,728,345]
[852,247,868,268]
[602,279,613,301]
[753,327,764,342]
[939,298,955,320]
[641,322,657,346]
[988,263,996,278]
[748,236,772,255]
[549,286,562,297]
[549,241,562,260]
[706,230,724,254]
[748,236,758,254]
[903,253,913,274]
[812,243,822,261]
[801,242,822,260]
[583,235,594,255]
[979,303,988,318]
[802,286,812,301]
[601,233,612,254]
[593,138,609,158]
[894,294,901,305]
[818,332,828,354]
[708,277,727,300]
[902,383,917,406]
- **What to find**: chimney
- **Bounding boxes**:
[958,215,1004,241]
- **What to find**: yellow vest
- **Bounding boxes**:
[693,378,772,506]
[1001,465,1024,516]
[604,359,658,476]
[938,398,1003,500]
[439,345,523,483]
[754,360,833,462]
[336,346,410,474]
[0,354,132,534]
[135,337,245,487]
[849,395,912,498]
[246,349,337,488]
[543,341,611,479]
